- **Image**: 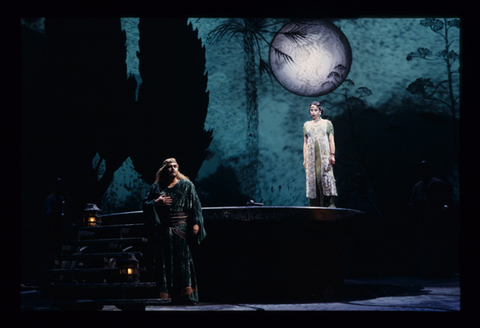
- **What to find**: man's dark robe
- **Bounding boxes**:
[143,179,206,303]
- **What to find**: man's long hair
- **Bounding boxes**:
[155,158,189,183]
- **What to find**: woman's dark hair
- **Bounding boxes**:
[310,101,324,115]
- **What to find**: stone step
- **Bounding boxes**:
[46,282,156,289]
[52,237,148,245]
[42,267,146,274]
[64,223,147,231]
[53,298,170,310]
[43,251,144,260]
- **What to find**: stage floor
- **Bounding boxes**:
[21,274,461,312]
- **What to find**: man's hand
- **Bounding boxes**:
[192,224,199,235]
[155,194,172,206]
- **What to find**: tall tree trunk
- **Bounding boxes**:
[244,31,259,200]
[443,18,459,166]
[443,18,460,204]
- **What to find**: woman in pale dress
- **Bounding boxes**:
[303,101,337,207]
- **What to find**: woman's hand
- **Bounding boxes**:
[330,154,336,165]
[155,194,172,206]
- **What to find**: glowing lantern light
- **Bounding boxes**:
[83,203,102,227]
[118,254,140,282]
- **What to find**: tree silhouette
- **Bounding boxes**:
[406,18,460,164]
[25,18,211,215]
[202,18,297,200]
[321,76,381,189]
[131,18,212,186]
[41,17,133,215]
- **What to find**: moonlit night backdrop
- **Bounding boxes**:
[21,17,460,281]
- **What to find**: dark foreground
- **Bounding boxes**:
[21,274,460,312]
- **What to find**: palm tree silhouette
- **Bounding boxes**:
[203,18,302,200]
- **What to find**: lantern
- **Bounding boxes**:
[118,254,140,282]
[83,203,102,227]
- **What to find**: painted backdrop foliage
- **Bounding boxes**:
[190,18,460,211]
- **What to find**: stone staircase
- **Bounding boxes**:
[40,211,166,310]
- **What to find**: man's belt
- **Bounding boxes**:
[162,211,188,226]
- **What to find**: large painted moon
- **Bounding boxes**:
[269,19,352,97]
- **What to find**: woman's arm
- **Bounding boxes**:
[329,133,336,165]
[303,135,307,167]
